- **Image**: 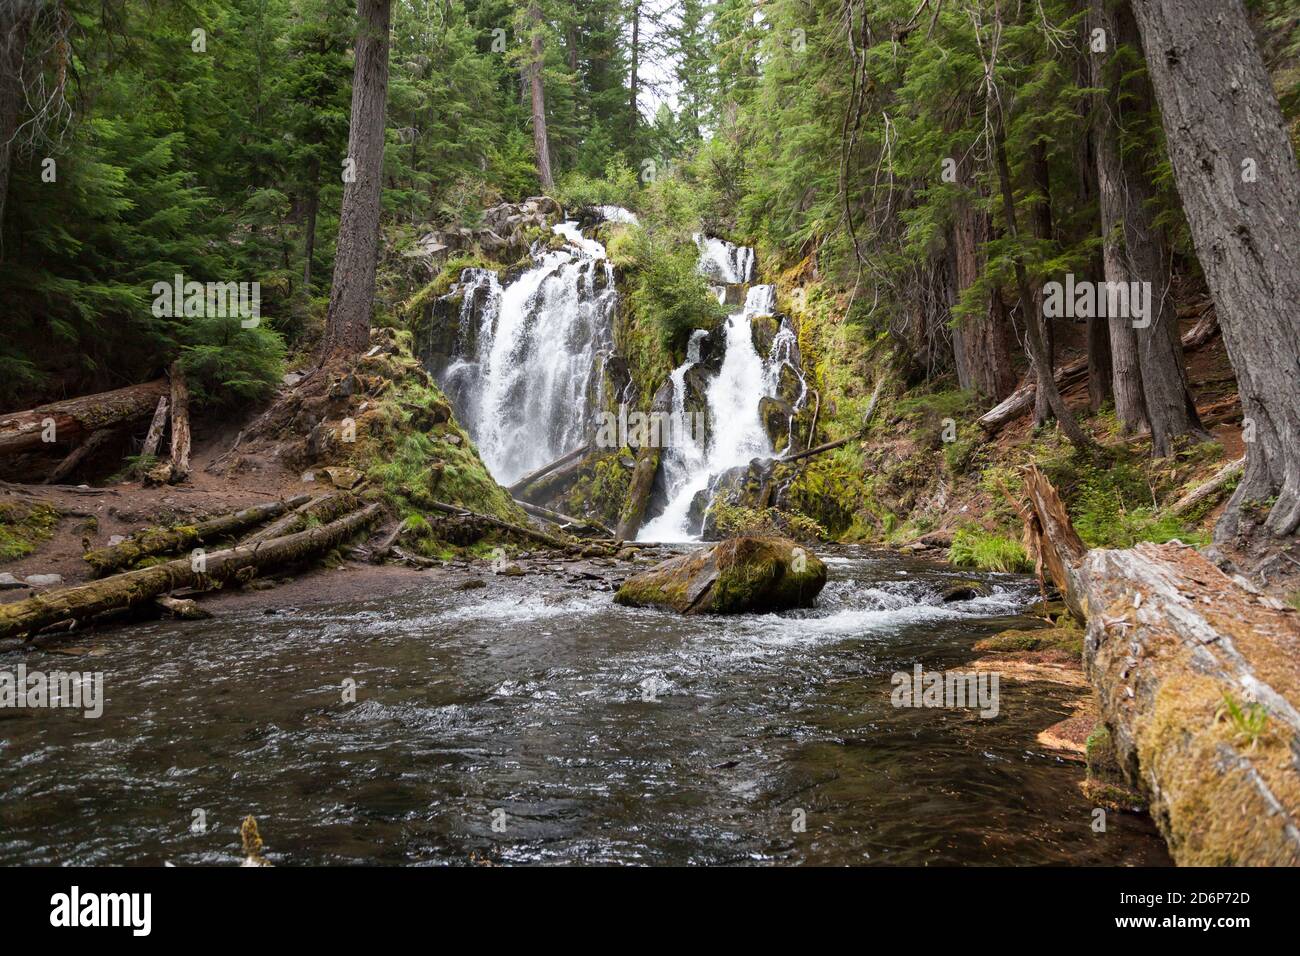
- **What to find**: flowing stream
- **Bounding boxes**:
[0,551,1169,865]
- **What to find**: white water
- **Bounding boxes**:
[639,278,781,542]
[438,222,616,485]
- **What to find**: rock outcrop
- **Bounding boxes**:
[614,535,827,614]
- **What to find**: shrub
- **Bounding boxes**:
[949,527,1032,573]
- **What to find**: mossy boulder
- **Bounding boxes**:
[614,535,827,614]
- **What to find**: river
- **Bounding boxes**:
[0,547,1170,865]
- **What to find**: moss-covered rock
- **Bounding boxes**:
[614,535,827,614]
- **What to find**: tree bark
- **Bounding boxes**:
[1093,0,1205,454]
[139,396,169,459]
[1029,143,1056,427]
[0,503,383,640]
[167,361,191,483]
[528,3,554,189]
[0,6,33,255]
[0,379,169,456]
[322,0,392,360]
[1129,0,1300,539]
[629,1,640,136]
[950,195,1017,402]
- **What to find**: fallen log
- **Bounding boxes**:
[1021,467,1300,865]
[1167,456,1244,518]
[428,499,571,550]
[0,503,383,640]
[516,499,614,537]
[240,492,356,546]
[155,595,211,620]
[83,494,312,577]
[45,428,120,484]
[1021,464,1088,621]
[507,443,590,496]
[0,378,169,456]
[978,320,1221,434]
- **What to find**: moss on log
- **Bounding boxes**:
[83,494,312,576]
[2,502,383,640]
[0,379,169,455]
[241,492,357,545]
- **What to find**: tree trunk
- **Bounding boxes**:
[1029,143,1056,426]
[1093,0,1205,454]
[322,0,392,360]
[0,503,384,640]
[302,157,321,289]
[528,3,554,189]
[1129,0,1300,539]
[992,120,1093,450]
[139,396,169,459]
[167,361,191,483]
[950,196,1017,402]
[629,1,640,135]
[0,379,169,456]
[0,6,33,255]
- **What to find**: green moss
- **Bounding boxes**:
[0,501,60,563]
[1085,724,1126,786]
[949,527,1031,573]
[974,621,1083,655]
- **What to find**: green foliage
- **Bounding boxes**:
[0,501,61,563]
[1217,694,1270,750]
[949,528,1032,574]
[621,226,726,354]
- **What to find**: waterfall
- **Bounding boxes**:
[435,220,617,486]
[639,272,782,542]
[695,234,755,285]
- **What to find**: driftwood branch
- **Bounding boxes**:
[776,377,885,465]
[1,503,383,640]
[241,492,356,546]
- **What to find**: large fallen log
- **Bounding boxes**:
[0,378,170,456]
[1021,467,1300,865]
[978,320,1222,434]
[240,492,356,546]
[428,499,571,550]
[507,443,590,496]
[1167,456,1244,518]
[0,502,383,640]
[44,427,120,484]
[516,499,614,537]
[82,494,312,577]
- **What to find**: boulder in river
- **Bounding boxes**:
[614,536,827,614]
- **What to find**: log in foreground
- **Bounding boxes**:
[241,492,356,545]
[1080,542,1300,865]
[1,503,383,640]
[1020,466,1300,864]
[0,379,169,456]
[428,499,571,550]
[83,494,312,577]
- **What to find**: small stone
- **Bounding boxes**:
[497,563,525,577]
[321,466,364,490]
[24,573,63,588]
[0,572,28,590]
[108,534,126,547]
[457,579,487,590]
[282,372,303,387]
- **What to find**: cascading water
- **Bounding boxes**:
[437,218,621,486]
[639,260,784,541]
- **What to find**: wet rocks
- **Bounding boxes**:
[614,535,827,614]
